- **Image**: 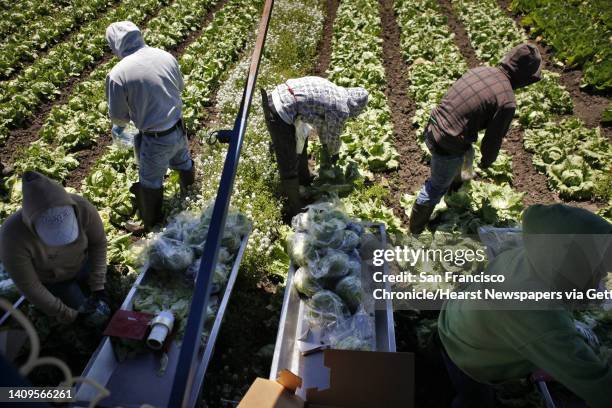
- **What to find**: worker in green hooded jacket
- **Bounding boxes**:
[438,204,612,407]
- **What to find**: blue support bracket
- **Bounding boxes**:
[168,0,275,406]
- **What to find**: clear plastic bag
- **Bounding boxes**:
[288,232,319,268]
[304,290,350,329]
[335,274,363,313]
[477,226,523,260]
[328,308,375,351]
[312,249,349,279]
[293,266,323,298]
[147,236,194,272]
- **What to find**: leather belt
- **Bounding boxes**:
[141,119,183,138]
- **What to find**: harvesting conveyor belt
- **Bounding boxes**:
[270,223,396,399]
[74,229,251,407]
[77,0,275,405]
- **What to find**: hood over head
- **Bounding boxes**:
[345,87,369,117]
[499,43,542,89]
[21,171,76,232]
[522,204,612,294]
[105,21,146,59]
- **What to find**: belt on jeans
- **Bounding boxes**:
[141,119,183,138]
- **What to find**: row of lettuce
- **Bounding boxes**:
[0,0,173,143]
[510,0,611,93]
[0,0,264,270]
[394,0,524,235]
[0,0,116,78]
[451,0,611,221]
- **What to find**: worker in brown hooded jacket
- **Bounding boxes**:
[0,172,109,326]
[409,43,542,234]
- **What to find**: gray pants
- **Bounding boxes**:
[261,89,311,183]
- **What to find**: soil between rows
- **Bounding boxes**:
[0,0,171,168]
[439,0,604,211]
[378,0,429,225]
[497,0,611,139]
[0,0,123,83]
[61,0,231,190]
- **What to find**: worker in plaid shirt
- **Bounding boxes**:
[410,43,542,234]
[261,77,368,220]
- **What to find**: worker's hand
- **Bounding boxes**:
[78,297,111,330]
[574,320,600,349]
[91,289,109,304]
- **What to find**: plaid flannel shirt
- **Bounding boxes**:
[270,76,352,155]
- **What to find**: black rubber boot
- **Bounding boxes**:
[179,160,195,194]
[409,202,435,235]
[280,178,304,223]
[140,185,164,232]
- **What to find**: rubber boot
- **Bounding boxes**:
[139,185,164,232]
[280,178,304,223]
[409,202,435,235]
[179,160,195,195]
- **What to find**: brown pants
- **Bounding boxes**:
[260,89,311,184]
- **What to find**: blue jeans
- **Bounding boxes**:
[44,260,91,310]
[135,128,192,189]
[416,150,464,206]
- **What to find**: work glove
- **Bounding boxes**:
[91,289,109,304]
[78,297,111,329]
[574,320,600,349]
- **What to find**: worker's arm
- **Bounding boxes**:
[516,325,612,408]
[105,75,130,127]
[480,105,514,168]
[82,200,107,293]
[1,243,78,323]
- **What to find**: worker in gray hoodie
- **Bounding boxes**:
[0,172,109,326]
[261,77,369,220]
[105,21,194,232]
[410,43,542,234]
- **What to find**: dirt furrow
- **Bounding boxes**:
[313,0,339,77]
[497,0,611,138]
[438,0,479,69]
[0,2,171,166]
[63,0,231,189]
[439,0,589,209]
[1,0,122,82]
[378,0,430,224]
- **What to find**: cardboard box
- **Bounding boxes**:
[239,350,414,408]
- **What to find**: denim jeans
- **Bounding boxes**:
[135,127,192,189]
[416,127,465,206]
[44,259,91,310]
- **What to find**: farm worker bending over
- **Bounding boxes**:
[0,172,110,328]
[438,204,612,408]
[409,43,542,234]
[105,21,194,232]
[261,76,369,220]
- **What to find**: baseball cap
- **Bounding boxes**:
[34,205,79,246]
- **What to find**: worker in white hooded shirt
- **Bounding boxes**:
[105,21,194,232]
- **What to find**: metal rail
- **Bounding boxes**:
[168,0,275,406]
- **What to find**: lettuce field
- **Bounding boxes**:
[0,0,610,406]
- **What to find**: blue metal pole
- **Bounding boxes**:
[168,1,274,406]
